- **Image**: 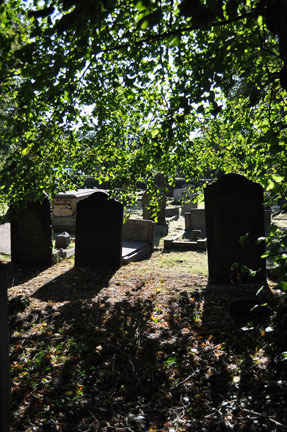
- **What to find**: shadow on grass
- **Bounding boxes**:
[9,270,287,431]
[7,262,49,287]
[34,265,117,302]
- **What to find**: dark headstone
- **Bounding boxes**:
[11,198,53,266]
[204,174,266,284]
[75,191,123,267]
[55,232,71,249]
[154,172,166,188]
[0,264,9,432]
[154,172,174,197]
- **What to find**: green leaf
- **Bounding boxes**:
[239,232,249,246]
[167,34,181,47]
[280,281,287,292]
[137,9,162,29]
[272,174,285,183]
[135,0,150,12]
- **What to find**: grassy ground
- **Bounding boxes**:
[7,245,287,432]
[5,208,287,431]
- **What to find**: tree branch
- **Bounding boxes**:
[105,9,261,53]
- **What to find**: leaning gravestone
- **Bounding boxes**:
[0,263,9,432]
[75,191,123,267]
[204,174,266,284]
[11,198,53,266]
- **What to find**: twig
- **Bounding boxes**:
[171,372,195,390]
[243,408,287,429]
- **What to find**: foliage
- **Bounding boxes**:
[0,0,286,203]
[263,224,287,290]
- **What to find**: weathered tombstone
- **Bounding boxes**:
[185,209,206,233]
[0,263,9,432]
[154,172,166,189]
[154,172,174,197]
[204,174,266,284]
[11,198,53,266]
[142,192,167,226]
[181,188,198,214]
[123,219,155,247]
[173,187,185,204]
[75,191,123,267]
[55,232,71,249]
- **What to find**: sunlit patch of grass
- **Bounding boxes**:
[155,250,208,276]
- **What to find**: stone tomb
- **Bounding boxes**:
[52,189,96,232]
[204,174,266,284]
[122,219,155,264]
[11,198,53,266]
[75,191,123,267]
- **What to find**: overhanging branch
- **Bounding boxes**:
[105,9,261,53]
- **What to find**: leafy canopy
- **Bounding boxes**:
[0,0,286,206]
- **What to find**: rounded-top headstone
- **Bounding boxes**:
[204,173,266,284]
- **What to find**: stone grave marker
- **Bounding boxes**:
[55,232,71,249]
[153,172,166,189]
[142,192,167,227]
[75,191,123,267]
[204,173,266,284]
[11,198,53,266]
[185,209,206,233]
[0,263,9,432]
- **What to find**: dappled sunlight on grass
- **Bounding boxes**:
[7,251,287,431]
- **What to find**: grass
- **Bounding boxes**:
[7,251,287,432]
[154,250,208,276]
[5,206,287,431]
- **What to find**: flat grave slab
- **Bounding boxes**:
[122,240,151,264]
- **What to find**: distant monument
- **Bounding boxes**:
[204,174,266,284]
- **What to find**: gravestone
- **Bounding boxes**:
[55,232,71,249]
[142,193,167,226]
[204,174,266,284]
[181,189,198,214]
[154,172,166,189]
[173,187,186,204]
[0,264,9,432]
[11,198,53,266]
[75,191,123,267]
[185,209,206,233]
